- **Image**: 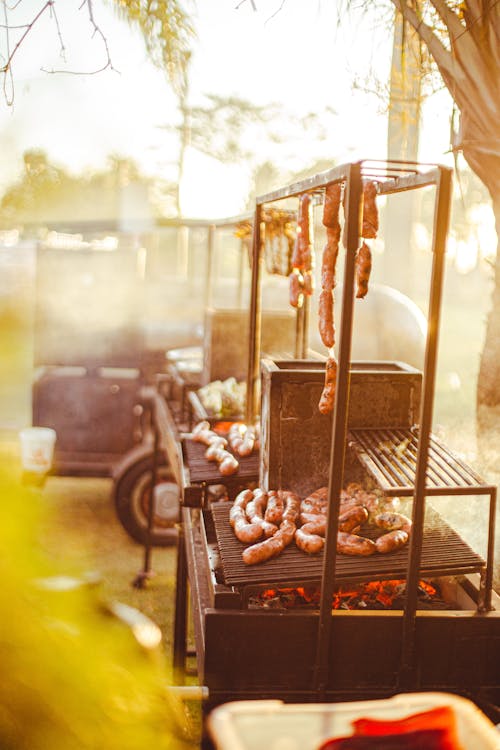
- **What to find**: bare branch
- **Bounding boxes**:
[41,0,117,76]
[0,1,54,75]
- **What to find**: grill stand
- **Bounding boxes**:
[245,160,497,700]
[169,159,498,712]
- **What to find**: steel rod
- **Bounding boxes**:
[314,162,363,695]
[399,166,453,688]
[483,486,497,612]
[246,206,263,423]
[204,224,215,311]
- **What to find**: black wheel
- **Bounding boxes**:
[112,445,179,547]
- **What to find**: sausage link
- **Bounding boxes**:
[279,490,301,523]
[303,270,315,296]
[338,506,369,532]
[295,523,325,554]
[242,520,296,565]
[355,240,372,299]
[318,356,337,415]
[322,183,342,229]
[318,289,335,349]
[374,512,412,535]
[238,425,256,457]
[289,270,303,308]
[264,491,284,524]
[361,180,378,239]
[337,532,376,556]
[231,509,263,543]
[246,492,277,538]
[300,511,326,525]
[375,529,409,554]
[320,231,340,292]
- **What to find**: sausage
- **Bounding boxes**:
[228,423,245,452]
[192,420,210,437]
[289,270,303,308]
[303,486,328,505]
[264,491,284,524]
[374,512,412,535]
[318,289,335,349]
[338,506,369,532]
[322,182,342,228]
[229,491,263,543]
[362,180,378,239]
[318,356,337,415]
[303,269,314,296]
[246,492,277,538]
[205,440,227,461]
[242,519,296,565]
[320,229,340,291]
[292,193,312,271]
[229,490,253,527]
[238,425,256,457]
[355,240,372,299]
[279,490,301,523]
[375,529,409,554]
[295,522,325,554]
[300,511,326,525]
[299,505,367,531]
[337,532,376,556]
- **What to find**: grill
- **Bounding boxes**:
[183,439,259,486]
[348,428,490,496]
[210,501,485,590]
[169,159,499,723]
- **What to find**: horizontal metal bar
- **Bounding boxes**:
[256,164,348,205]
[256,161,449,206]
[159,212,253,229]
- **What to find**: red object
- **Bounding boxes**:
[318,706,464,750]
[319,728,455,749]
[353,705,461,747]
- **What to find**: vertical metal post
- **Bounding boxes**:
[204,224,215,311]
[237,238,246,308]
[245,207,263,424]
[302,293,310,358]
[294,304,305,359]
[399,166,452,688]
[481,486,496,612]
[132,406,159,588]
[314,163,363,694]
[173,521,188,685]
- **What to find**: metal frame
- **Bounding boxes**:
[245,158,497,698]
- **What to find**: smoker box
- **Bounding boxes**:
[260,359,422,496]
[202,308,297,385]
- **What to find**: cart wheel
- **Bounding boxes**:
[112,445,179,547]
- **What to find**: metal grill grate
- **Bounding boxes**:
[182,438,259,484]
[348,427,490,496]
[211,502,485,588]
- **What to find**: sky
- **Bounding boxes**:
[0,0,456,218]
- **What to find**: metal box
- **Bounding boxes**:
[202,308,296,384]
[32,366,143,476]
[260,359,422,497]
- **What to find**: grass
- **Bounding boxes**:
[38,475,182,665]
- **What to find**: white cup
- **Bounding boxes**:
[19,427,57,474]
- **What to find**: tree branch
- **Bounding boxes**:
[41,0,116,75]
[0,1,53,75]
[427,0,465,40]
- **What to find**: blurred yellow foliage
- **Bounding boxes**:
[0,462,198,750]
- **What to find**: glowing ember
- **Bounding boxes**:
[252,580,442,611]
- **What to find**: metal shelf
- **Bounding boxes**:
[348,427,494,497]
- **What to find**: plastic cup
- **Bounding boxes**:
[19,427,57,474]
